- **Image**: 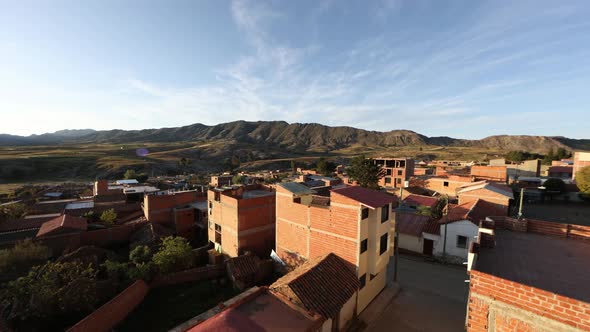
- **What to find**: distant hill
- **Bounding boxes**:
[1,121,588,153]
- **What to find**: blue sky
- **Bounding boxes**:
[1,0,589,138]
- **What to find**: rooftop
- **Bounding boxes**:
[36,214,88,237]
[65,201,94,210]
[439,199,498,225]
[331,186,396,209]
[278,182,316,196]
[270,253,358,319]
[188,290,318,332]
[457,181,514,199]
[403,194,438,208]
[475,230,590,303]
[242,190,275,199]
[395,213,432,236]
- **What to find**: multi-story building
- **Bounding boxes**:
[573,151,590,181]
[373,157,415,189]
[424,174,474,197]
[489,158,541,178]
[142,190,207,239]
[470,165,507,183]
[275,182,395,312]
[467,217,590,331]
[209,174,233,188]
[208,184,276,258]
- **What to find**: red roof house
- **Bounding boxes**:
[36,214,87,238]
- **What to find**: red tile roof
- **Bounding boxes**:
[423,219,441,235]
[0,218,47,233]
[331,186,396,209]
[36,214,87,237]
[227,254,261,281]
[458,181,514,199]
[403,194,439,208]
[437,199,499,226]
[189,308,265,332]
[270,253,359,319]
[395,213,431,236]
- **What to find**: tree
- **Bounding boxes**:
[100,208,117,224]
[346,155,384,189]
[0,203,28,222]
[136,173,149,183]
[0,239,51,274]
[416,206,434,217]
[129,245,151,265]
[316,157,336,176]
[232,174,245,185]
[0,261,98,322]
[543,178,566,193]
[152,236,193,274]
[576,166,590,194]
[124,169,137,179]
[179,158,192,174]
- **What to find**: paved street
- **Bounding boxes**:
[371,255,469,332]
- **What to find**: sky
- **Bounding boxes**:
[1,0,589,139]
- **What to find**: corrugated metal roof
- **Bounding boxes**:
[278,182,316,195]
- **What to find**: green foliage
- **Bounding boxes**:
[100,208,117,224]
[415,205,434,217]
[129,245,151,265]
[136,173,149,183]
[232,174,245,185]
[575,166,590,193]
[124,169,137,179]
[346,155,384,189]
[127,262,154,281]
[316,157,336,176]
[542,147,572,165]
[0,239,52,274]
[179,158,192,174]
[543,178,566,193]
[0,202,28,221]
[505,150,543,162]
[0,261,98,321]
[152,236,193,274]
[102,259,128,280]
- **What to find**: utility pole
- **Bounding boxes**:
[517,188,524,220]
[442,197,449,261]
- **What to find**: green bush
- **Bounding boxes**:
[0,261,98,321]
[152,237,193,274]
[100,208,117,224]
[129,245,151,265]
[0,239,51,274]
[577,166,590,194]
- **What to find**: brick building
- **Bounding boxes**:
[547,165,573,179]
[373,157,415,189]
[466,217,590,331]
[573,151,590,181]
[142,190,207,239]
[210,174,233,188]
[470,166,507,183]
[423,175,474,197]
[275,183,395,312]
[457,181,514,217]
[208,184,276,258]
[489,158,541,178]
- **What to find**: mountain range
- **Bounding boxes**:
[1,121,589,153]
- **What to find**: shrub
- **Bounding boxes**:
[0,239,51,274]
[576,166,590,194]
[100,208,117,224]
[152,237,193,274]
[129,245,151,265]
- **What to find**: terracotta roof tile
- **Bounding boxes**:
[437,199,500,226]
[403,194,439,208]
[331,186,396,209]
[395,213,432,236]
[36,214,87,237]
[227,254,261,280]
[270,253,359,319]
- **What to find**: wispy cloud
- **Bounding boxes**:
[117,0,590,138]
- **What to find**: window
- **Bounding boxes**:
[215,224,222,245]
[370,273,378,281]
[396,178,401,184]
[386,169,392,176]
[361,208,369,219]
[457,235,468,249]
[360,239,368,254]
[381,205,389,223]
[359,274,366,289]
[443,181,449,187]
[379,233,388,255]
[397,170,403,176]
[385,177,391,184]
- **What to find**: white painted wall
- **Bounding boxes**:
[398,233,423,253]
[339,293,357,329]
[321,318,332,332]
[433,220,479,259]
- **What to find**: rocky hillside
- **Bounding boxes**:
[1,120,588,153]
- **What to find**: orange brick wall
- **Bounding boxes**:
[144,191,205,223]
[470,166,507,182]
[425,176,473,197]
[237,195,275,231]
[309,231,357,267]
[467,270,590,331]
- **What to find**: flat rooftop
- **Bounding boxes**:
[476,230,590,303]
[233,293,316,330]
[242,190,274,199]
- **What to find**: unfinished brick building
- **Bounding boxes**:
[373,157,415,189]
[466,217,590,331]
[208,184,276,258]
[275,183,395,312]
[142,190,207,239]
[457,181,514,217]
[470,165,508,183]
